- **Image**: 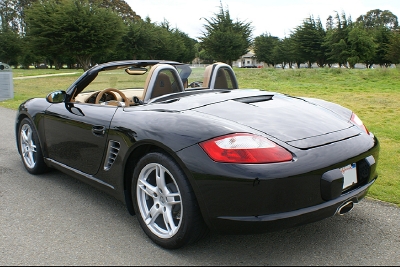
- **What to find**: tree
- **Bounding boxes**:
[119,17,159,59]
[386,30,400,64]
[25,0,66,69]
[357,10,398,67]
[199,2,252,66]
[271,40,287,68]
[253,33,279,66]
[324,12,353,67]
[0,28,21,64]
[171,30,197,63]
[370,26,392,67]
[0,0,49,35]
[356,9,399,30]
[278,37,296,68]
[156,20,193,62]
[196,43,213,64]
[1,0,137,35]
[347,25,376,68]
[89,0,141,23]
[0,0,20,32]
[292,16,327,68]
[25,0,125,70]
[117,17,196,63]
[15,34,47,69]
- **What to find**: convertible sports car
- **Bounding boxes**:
[16,60,379,249]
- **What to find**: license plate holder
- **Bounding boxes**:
[341,163,357,190]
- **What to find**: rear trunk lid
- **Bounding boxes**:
[193,93,360,149]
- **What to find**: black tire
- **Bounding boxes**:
[131,152,208,249]
[18,118,48,174]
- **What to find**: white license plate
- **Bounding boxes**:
[341,163,357,190]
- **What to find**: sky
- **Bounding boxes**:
[126,0,400,39]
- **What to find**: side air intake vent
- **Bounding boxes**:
[104,141,121,171]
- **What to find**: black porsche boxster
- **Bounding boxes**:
[16,60,379,249]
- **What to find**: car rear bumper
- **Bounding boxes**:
[177,134,379,234]
[212,179,374,234]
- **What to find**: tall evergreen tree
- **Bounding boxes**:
[370,26,393,67]
[253,33,279,66]
[324,12,353,67]
[347,24,376,68]
[199,2,252,66]
[292,16,326,67]
[0,28,21,64]
[25,0,125,70]
[172,29,197,63]
[357,10,398,67]
[118,18,196,62]
[279,37,296,68]
[386,30,400,64]
[25,0,65,68]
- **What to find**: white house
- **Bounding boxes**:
[233,50,264,68]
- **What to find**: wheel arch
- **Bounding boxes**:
[16,113,49,174]
[122,142,199,217]
[16,98,51,157]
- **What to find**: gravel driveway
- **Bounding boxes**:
[1,106,399,266]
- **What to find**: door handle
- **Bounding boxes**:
[92,125,106,136]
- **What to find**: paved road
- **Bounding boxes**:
[13,73,78,80]
[1,106,399,266]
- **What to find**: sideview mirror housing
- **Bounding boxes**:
[46,90,66,103]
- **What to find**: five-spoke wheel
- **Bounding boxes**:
[137,163,182,238]
[131,152,208,249]
[20,123,37,169]
[18,118,48,174]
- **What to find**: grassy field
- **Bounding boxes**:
[1,66,399,207]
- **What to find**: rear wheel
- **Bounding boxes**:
[18,118,48,174]
[131,152,208,249]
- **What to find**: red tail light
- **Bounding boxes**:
[351,113,369,135]
[199,133,293,164]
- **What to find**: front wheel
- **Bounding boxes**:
[131,152,208,249]
[18,118,48,174]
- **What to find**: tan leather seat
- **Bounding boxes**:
[142,64,184,102]
[202,63,238,90]
[150,73,173,98]
[142,64,159,97]
[214,68,229,89]
[202,64,214,88]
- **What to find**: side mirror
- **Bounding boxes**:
[46,90,66,103]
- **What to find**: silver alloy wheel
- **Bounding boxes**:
[20,123,37,169]
[137,163,183,239]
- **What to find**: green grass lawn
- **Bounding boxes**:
[1,67,399,206]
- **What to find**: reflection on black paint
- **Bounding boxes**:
[66,103,85,116]
[49,141,97,160]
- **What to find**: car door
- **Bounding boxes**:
[43,102,117,175]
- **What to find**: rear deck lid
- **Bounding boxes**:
[194,93,360,149]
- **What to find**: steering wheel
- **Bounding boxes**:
[95,88,130,106]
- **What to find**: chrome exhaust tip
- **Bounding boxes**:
[337,201,354,216]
